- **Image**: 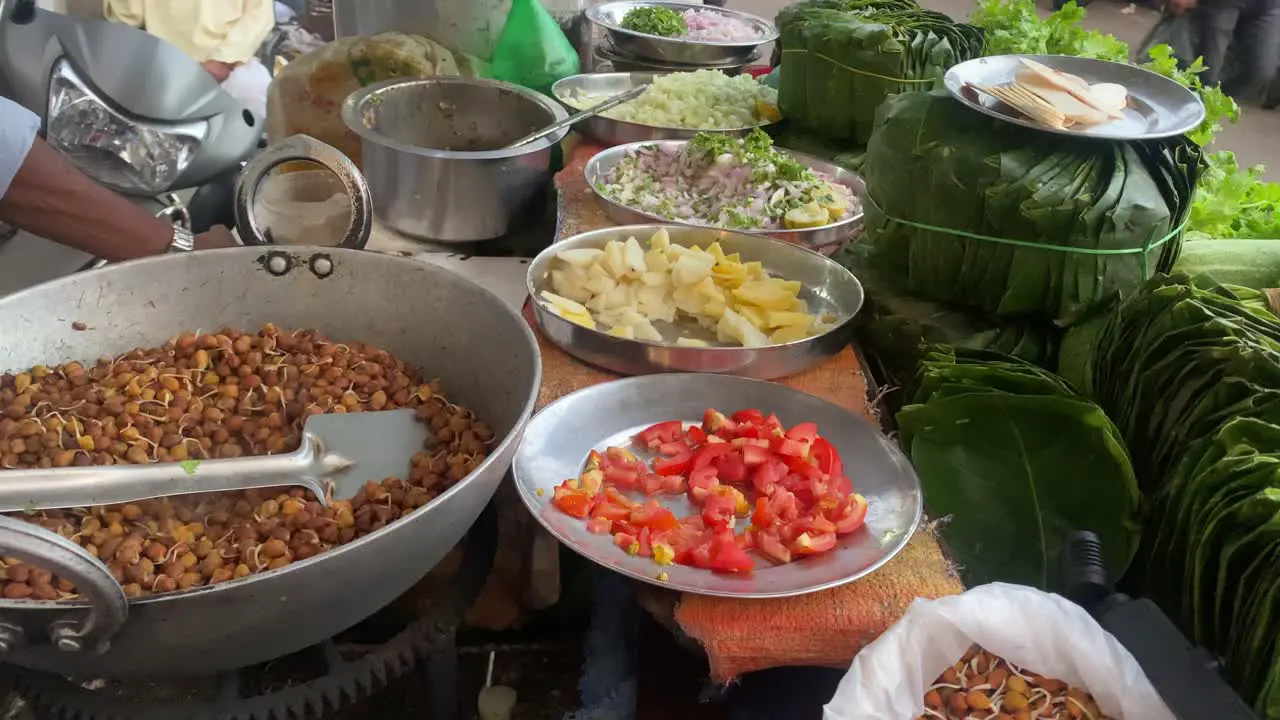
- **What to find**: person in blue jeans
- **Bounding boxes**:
[1170,0,1280,105]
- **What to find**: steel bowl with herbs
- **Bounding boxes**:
[586,1,777,65]
[586,130,864,248]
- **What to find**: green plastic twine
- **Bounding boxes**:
[862,190,1189,279]
[780,48,937,84]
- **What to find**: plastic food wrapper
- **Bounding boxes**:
[266,32,472,166]
[487,0,581,94]
[823,583,1175,720]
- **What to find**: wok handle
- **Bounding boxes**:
[234,134,373,250]
[0,515,127,653]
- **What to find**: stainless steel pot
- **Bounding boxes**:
[342,77,568,243]
[0,246,541,677]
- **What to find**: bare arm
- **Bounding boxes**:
[0,136,173,261]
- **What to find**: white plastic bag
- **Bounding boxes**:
[823,583,1175,720]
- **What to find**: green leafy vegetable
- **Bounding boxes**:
[897,346,1142,590]
[620,6,687,37]
[1189,152,1280,240]
[970,0,1127,62]
[859,89,1202,322]
[776,0,984,145]
[180,459,201,476]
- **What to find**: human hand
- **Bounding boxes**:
[201,60,236,83]
[1167,0,1197,14]
[194,225,239,250]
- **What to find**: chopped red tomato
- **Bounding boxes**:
[551,407,867,573]
[590,502,630,523]
[614,532,639,554]
[701,493,737,532]
[687,465,720,503]
[639,473,667,495]
[752,496,776,529]
[773,436,809,458]
[637,527,653,557]
[631,500,681,533]
[785,422,819,444]
[552,486,592,518]
[685,425,708,445]
[637,420,684,449]
[691,443,733,472]
[658,439,691,457]
[603,465,639,491]
[741,443,773,467]
[755,529,792,564]
[702,409,733,434]
[810,438,842,476]
[763,414,786,436]
[715,452,748,484]
[653,446,693,476]
[829,493,868,535]
[790,531,837,556]
[752,460,784,495]
[708,532,754,574]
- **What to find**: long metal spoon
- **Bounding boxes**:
[504,84,649,149]
[0,409,427,513]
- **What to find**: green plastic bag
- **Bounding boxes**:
[488,0,581,95]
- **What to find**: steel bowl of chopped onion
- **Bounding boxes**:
[585,132,865,250]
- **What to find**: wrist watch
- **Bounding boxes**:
[169,225,195,253]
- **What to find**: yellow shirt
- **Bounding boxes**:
[103,0,275,65]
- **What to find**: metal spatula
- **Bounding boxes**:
[0,409,428,514]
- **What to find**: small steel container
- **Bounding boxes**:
[528,224,864,379]
[551,71,779,146]
[586,1,777,66]
[342,77,569,243]
[585,141,865,250]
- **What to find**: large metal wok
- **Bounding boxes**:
[0,246,542,677]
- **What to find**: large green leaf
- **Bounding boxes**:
[898,373,1141,590]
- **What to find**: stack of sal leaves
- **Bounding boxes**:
[859,88,1202,325]
[1065,273,1280,718]
[896,346,1143,591]
[776,0,984,145]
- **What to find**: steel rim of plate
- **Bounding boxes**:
[512,374,924,599]
[594,42,763,71]
[942,54,1206,141]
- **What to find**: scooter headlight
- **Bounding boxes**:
[45,59,207,194]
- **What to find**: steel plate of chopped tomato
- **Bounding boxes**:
[547,407,869,575]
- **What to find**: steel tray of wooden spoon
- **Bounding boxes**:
[944,54,1205,140]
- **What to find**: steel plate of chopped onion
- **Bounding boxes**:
[597,130,857,232]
